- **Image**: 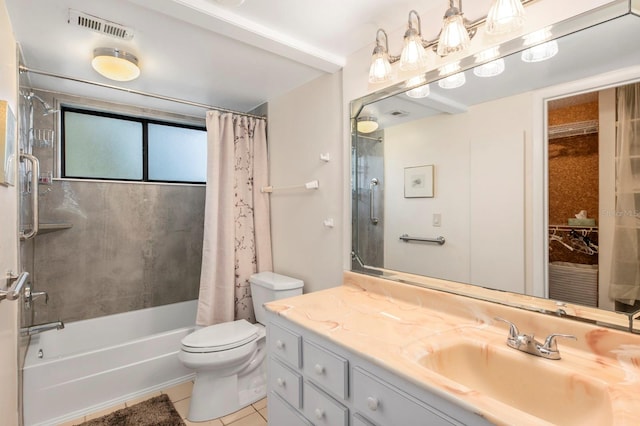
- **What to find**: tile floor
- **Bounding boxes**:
[57,380,268,426]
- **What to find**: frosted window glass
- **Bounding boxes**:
[64,112,143,180]
[148,124,207,182]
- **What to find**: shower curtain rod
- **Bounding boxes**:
[19,65,266,120]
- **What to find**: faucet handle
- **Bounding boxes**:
[494,317,520,339]
[541,333,577,351]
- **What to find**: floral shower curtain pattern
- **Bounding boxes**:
[609,83,640,306]
[196,111,272,326]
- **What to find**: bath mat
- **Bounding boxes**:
[78,394,185,426]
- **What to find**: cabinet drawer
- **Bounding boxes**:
[269,323,302,368]
[302,381,348,426]
[269,357,302,409]
[302,339,348,399]
[353,367,455,426]
[268,391,312,426]
[353,413,376,426]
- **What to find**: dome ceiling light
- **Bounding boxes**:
[91,47,140,82]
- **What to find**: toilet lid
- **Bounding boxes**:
[182,319,258,353]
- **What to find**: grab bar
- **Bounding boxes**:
[370,178,379,225]
[20,153,39,240]
[399,234,446,245]
[0,271,30,302]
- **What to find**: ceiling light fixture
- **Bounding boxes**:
[437,0,472,57]
[91,47,140,82]
[357,116,379,134]
[485,0,525,35]
[368,0,535,85]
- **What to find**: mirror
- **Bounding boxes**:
[351,0,640,330]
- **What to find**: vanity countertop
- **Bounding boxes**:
[265,271,640,426]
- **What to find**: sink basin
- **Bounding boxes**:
[417,339,613,425]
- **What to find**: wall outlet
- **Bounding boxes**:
[433,213,441,227]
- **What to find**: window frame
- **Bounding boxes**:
[61,106,207,184]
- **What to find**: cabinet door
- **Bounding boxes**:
[353,367,455,426]
[268,391,312,426]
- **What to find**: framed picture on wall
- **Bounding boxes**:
[404,165,434,198]
[0,100,17,187]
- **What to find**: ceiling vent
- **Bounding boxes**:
[68,9,134,40]
[387,110,409,118]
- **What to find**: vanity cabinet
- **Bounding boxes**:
[267,314,493,426]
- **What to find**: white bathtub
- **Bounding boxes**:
[23,300,198,426]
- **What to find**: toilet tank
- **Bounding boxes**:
[250,272,303,324]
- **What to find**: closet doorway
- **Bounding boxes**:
[547,82,640,312]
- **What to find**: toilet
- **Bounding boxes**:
[179,272,303,422]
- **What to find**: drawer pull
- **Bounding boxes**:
[276,377,286,387]
[367,396,379,411]
[314,364,325,375]
[314,408,324,420]
[276,339,285,349]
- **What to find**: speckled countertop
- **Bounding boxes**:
[265,271,640,426]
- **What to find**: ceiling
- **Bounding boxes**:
[5,0,495,117]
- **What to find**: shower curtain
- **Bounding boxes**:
[609,83,640,306]
[196,111,273,326]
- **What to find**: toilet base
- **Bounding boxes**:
[187,358,266,422]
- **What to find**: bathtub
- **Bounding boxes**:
[23,300,198,426]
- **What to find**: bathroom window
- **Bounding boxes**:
[62,107,206,183]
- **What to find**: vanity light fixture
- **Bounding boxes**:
[437,0,472,57]
[406,76,431,98]
[91,47,140,82]
[406,85,431,98]
[357,116,379,133]
[521,28,558,62]
[438,62,466,89]
[473,47,505,77]
[367,0,536,86]
[368,29,396,83]
[399,11,430,71]
[485,0,526,35]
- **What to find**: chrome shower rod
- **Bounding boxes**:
[19,65,266,120]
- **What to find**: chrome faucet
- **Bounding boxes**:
[20,321,64,337]
[495,317,576,360]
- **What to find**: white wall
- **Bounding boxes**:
[268,71,344,293]
[383,93,531,293]
[384,114,471,283]
[0,0,19,424]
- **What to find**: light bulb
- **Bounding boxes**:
[437,12,470,56]
[400,28,428,71]
[486,0,525,35]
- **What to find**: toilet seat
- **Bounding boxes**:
[181,319,258,353]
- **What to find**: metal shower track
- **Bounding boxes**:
[19,65,266,120]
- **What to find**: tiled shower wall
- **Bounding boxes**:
[20,89,204,324]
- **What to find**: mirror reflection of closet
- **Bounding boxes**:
[547,82,640,313]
